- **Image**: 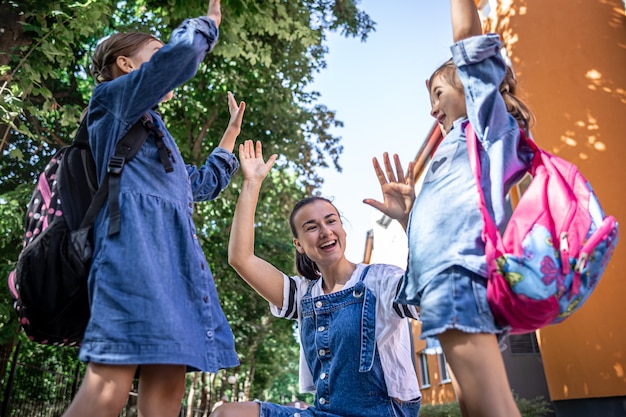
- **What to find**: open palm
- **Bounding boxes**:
[363,153,415,230]
[238,140,277,183]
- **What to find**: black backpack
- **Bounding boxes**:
[7,113,169,346]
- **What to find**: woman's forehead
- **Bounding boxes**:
[295,200,339,221]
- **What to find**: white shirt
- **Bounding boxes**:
[270,263,422,401]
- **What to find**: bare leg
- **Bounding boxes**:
[211,401,261,417]
[438,329,521,417]
[62,363,136,417]
[137,364,187,417]
[449,366,470,417]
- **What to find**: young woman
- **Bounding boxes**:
[215,140,421,417]
[365,1,535,416]
[63,1,243,416]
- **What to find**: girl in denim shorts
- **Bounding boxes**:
[216,140,422,417]
[366,1,536,416]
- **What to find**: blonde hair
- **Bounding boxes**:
[428,59,535,133]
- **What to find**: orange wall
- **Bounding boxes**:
[485,0,626,401]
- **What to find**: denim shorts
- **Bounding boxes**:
[418,266,507,339]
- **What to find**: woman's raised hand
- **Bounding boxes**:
[363,153,415,231]
[238,140,278,184]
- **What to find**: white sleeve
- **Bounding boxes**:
[370,264,419,320]
[269,274,300,319]
[368,263,422,401]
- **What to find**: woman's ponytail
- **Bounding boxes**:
[295,252,321,281]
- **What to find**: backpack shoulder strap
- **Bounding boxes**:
[79,113,153,234]
[466,123,538,258]
[466,123,504,256]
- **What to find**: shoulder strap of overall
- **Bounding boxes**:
[358,264,372,282]
[79,113,153,234]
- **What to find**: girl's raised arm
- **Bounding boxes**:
[207,0,221,27]
[228,140,285,307]
[451,0,482,42]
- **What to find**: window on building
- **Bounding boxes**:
[437,352,452,384]
[476,0,498,21]
[418,352,430,388]
[509,332,541,355]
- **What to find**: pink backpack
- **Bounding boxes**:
[466,123,619,334]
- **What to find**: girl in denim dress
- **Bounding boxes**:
[366,1,535,416]
[63,1,241,416]
[216,140,422,417]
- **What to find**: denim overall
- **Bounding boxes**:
[297,266,420,417]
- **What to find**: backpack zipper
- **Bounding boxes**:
[574,216,617,274]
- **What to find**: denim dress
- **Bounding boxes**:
[258,267,421,417]
[78,17,239,372]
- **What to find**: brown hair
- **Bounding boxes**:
[91,32,159,84]
[288,196,341,281]
[428,58,535,133]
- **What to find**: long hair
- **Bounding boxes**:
[91,32,159,84]
[428,58,535,133]
[288,196,340,281]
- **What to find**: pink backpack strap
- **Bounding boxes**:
[465,123,535,262]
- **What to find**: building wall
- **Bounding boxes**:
[411,321,457,405]
[484,0,626,408]
[501,333,551,402]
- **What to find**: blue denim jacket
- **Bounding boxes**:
[398,34,532,304]
[80,16,240,372]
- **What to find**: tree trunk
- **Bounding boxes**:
[186,372,198,417]
[0,3,32,68]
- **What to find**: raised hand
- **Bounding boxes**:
[238,140,278,184]
[207,0,222,27]
[227,91,245,135]
[363,152,415,231]
[217,91,245,153]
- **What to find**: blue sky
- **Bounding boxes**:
[312,1,455,261]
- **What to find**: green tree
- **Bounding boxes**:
[1,0,375,403]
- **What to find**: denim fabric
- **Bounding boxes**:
[398,33,533,306]
[257,267,421,417]
[257,399,422,417]
[79,16,239,372]
[270,264,420,401]
[417,266,506,338]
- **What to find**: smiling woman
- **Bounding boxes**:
[220,139,422,417]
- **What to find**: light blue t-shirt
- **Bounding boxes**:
[398,33,532,304]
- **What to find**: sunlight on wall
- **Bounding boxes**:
[556,111,608,160]
[586,68,626,105]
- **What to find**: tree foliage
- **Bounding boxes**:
[0,0,374,402]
